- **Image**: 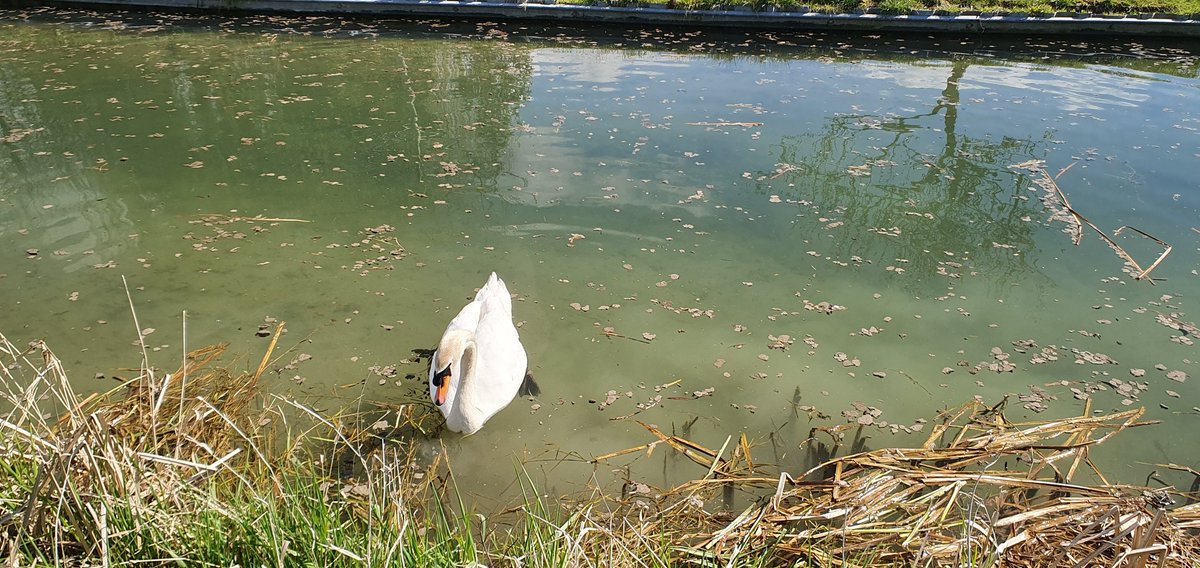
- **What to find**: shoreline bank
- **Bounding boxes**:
[17,0,1200,36]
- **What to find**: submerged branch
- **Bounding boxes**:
[1029,162,1173,283]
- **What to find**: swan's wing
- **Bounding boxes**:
[443,295,482,334]
[473,276,527,397]
[444,301,481,334]
[475,272,512,317]
[447,272,505,334]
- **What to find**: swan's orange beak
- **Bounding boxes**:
[435,378,449,406]
[433,367,451,406]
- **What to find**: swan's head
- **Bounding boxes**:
[430,329,473,408]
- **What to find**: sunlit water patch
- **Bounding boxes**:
[2,9,1199,507]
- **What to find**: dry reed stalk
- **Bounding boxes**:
[1113,225,1173,281]
[686,121,764,127]
[191,213,311,223]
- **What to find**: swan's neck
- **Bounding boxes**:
[456,340,478,405]
[444,330,480,420]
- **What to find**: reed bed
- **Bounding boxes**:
[2,328,1198,567]
[585,401,1200,567]
[0,328,460,567]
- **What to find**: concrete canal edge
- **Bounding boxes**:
[13,0,1200,36]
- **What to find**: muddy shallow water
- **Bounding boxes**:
[1,8,1198,506]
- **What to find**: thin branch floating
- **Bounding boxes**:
[1032,162,1171,283]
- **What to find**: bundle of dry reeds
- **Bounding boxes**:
[0,326,445,566]
[0,327,283,560]
[586,400,1200,567]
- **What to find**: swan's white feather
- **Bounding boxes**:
[430,272,528,434]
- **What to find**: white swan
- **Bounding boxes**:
[430,272,529,435]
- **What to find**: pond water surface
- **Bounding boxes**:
[2,8,1199,507]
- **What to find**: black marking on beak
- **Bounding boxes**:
[433,365,452,406]
[433,366,451,387]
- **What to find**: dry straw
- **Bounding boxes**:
[0,327,445,566]
[589,400,1200,567]
[0,327,278,563]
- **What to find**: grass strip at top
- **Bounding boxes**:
[558,0,1200,16]
[1,328,1198,566]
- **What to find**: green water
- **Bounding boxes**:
[2,9,1199,504]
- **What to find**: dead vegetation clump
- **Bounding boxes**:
[0,327,440,565]
[588,400,1200,567]
[0,327,282,560]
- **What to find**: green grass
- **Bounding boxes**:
[878,0,921,13]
